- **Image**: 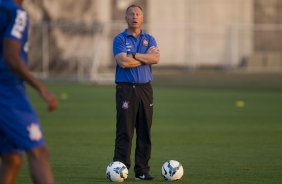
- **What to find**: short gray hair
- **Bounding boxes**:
[125,4,143,14]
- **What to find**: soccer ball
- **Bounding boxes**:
[106,161,128,182]
[161,160,184,181]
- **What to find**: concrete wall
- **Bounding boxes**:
[148,0,253,67]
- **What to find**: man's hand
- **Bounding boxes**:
[40,90,58,112]
[147,46,160,54]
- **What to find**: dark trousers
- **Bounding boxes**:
[113,82,153,175]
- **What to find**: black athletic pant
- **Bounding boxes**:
[113,82,153,175]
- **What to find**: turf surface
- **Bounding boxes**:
[16,73,282,183]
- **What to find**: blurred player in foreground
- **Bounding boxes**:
[112,4,160,180]
[0,0,58,183]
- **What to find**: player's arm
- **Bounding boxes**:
[3,38,58,112]
[134,46,160,65]
[115,52,143,68]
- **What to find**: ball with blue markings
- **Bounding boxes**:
[106,161,128,182]
[161,160,184,181]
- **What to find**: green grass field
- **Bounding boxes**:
[17,73,282,184]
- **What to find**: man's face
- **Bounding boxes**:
[125,7,144,29]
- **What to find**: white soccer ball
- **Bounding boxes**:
[161,160,184,181]
[106,161,128,182]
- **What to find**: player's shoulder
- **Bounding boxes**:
[141,30,154,38]
[113,31,127,44]
[0,0,23,21]
[114,31,127,40]
[1,1,28,41]
[0,0,20,12]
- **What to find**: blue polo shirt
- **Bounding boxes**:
[0,0,29,85]
[113,29,157,83]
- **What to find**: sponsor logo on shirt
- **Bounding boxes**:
[24,42,29,53]
[11,9,27,39]
[126,42,132,52]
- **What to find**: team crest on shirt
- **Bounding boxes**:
[142,38,149,47]
[27,123,43,141]
[122,101,129,110]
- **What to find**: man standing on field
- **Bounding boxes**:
[112,4,160,180]
[0,0,58,183]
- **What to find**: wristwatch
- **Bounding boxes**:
[132,52,136,59]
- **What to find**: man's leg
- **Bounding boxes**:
[0,153,23,184]
[134,84,153,176]
[26,146,54,184]
[113,84,136,169]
